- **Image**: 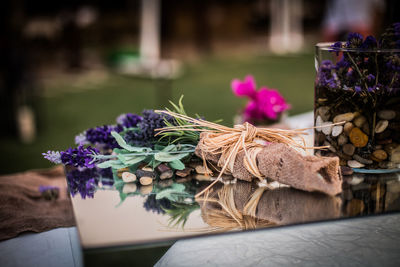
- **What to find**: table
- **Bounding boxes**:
[67,112,400,266]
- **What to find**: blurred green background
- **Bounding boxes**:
[0,53,314,174]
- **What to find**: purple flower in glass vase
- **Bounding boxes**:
[354,85,362,93]
[367,74,376,83]
[330,41,342,55]
[361,36,377,50]
[231,75,257,99]
[346,32,363,48]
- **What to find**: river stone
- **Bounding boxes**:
[316,132,326,144]
[347,160,365,168]
[371,150,388,162]
[324,141,336,152]
[375,120,389,133]
[340,166,354,176]
[333,112,356,123]
[378,110,396,120]
[122,172,137,183]
[343,143,355,156]
[353,116,367,128]
[317,106,330,121]
[332,125,343,137]
[349,127,368,147]
[362,122,370,135]
[343,122,354,135]
[321,122,333,135]
[384,143,398,155]
[338,134,348,146]
[353,154,373,165]
[390,148,400,163]
[315,115,323,132]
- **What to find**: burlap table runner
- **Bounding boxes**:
[0,166,75,241]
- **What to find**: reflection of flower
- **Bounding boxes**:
[66,167,113,199]
[232,75,290,122]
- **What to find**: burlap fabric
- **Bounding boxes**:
[0,166,75,241]
[198,181,342,229]
[196,142,342,196]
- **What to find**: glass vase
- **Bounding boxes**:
[314,42,400,172]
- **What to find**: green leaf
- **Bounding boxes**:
[154,151,189,162]
[97,160,127,169]
[117,154,147,165]
[169,159,185,170]
[111,131,150,152]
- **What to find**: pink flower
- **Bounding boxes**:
[232,75,290,122]
[231,75,257,99]
[256,87,290,120]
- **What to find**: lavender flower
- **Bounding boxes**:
[116,113,143,128]
[60,145,99,168]
[354,85,362,93]
[330,41,342,55]
[124,110,175,148]
[42,151,62,164]
[85,125,122,149]
[75,133,89,146]
[317,60,339,89]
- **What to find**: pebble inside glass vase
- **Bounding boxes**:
[314,42,400,171]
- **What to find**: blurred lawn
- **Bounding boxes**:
[0,53,315,174]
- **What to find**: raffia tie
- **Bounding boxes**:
[198,122,265,180]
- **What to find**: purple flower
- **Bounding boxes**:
[361,36,377,50]
[394,22,400,36]
[335,58,350,69]
[367,74,375,82]
[42,151,62,164]
[60,145,99,168]
[116,113,143,128]
[354,85,362,93]
[346,32,363,48]
[39,185,60,193]
[330,41,342,55]
[85,125,122,149]
[75,133,89,146]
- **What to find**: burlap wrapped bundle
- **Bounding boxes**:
[156,110,343,197]
[197,181,342,230]
[196,142,342,196]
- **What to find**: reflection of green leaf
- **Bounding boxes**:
[155,183,187,202]
[163,202,200,228]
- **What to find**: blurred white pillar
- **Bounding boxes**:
[269,0,303,54]
[139,0,160,63]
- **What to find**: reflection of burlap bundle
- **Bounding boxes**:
[197,181,342,230]
[196,142,342,196]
